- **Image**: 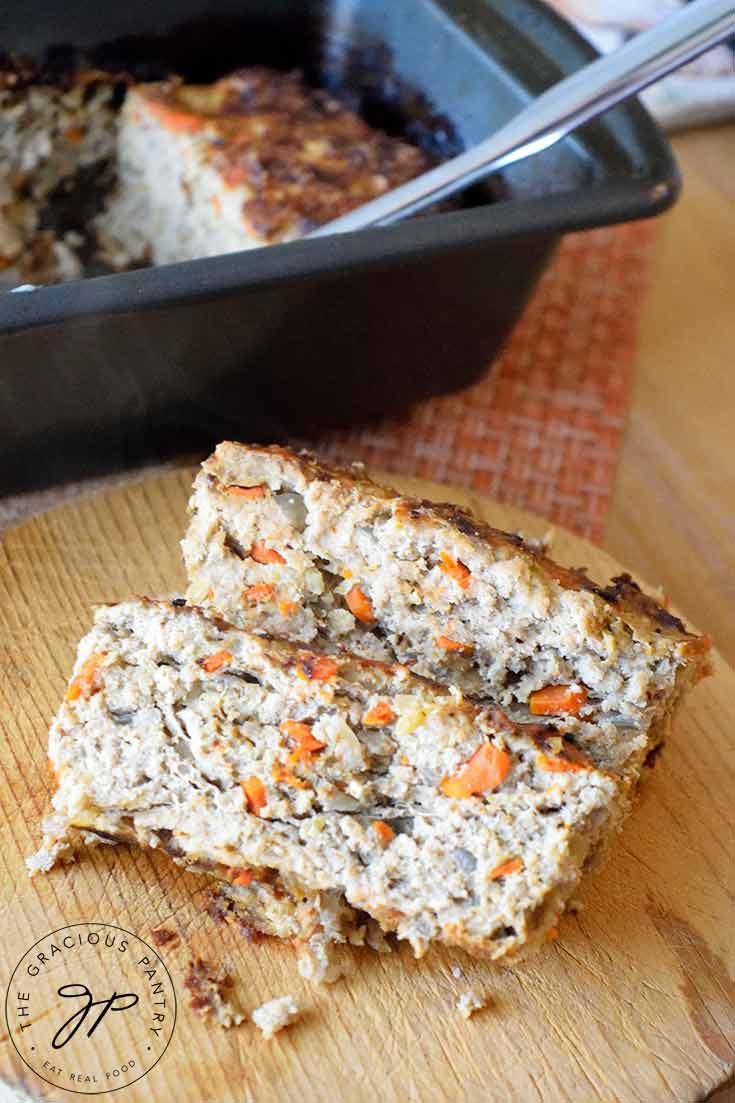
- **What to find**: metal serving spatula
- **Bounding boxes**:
[311,0,735,236]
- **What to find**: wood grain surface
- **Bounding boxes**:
[0,468,733,1103]
[605,125,735,671]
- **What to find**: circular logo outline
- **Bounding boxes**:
[5,922,177,1095]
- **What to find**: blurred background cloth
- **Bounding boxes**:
[547,0,735,129]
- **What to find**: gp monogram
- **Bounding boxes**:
[51,984,140,1049]
[5,923,176,1094]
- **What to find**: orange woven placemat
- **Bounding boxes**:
[313,219,656,543]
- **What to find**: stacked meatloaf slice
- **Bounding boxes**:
[182,443,710,786]
[97,67,430,267]
[33,600,622,962]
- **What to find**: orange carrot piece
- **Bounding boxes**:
[529,684,587,717]
[271,762,310,790]
[440,743,511,799]
[251,540,286,565]
[345,585,376,625]
[230,868,254,887]
[439,551,471,589]
[66,652,106,702]
[537,745,593,773]
[683,633,712,659]
[224,484,266,498]
[242,776,267,814]
[281,720,326,753]
[546,914,561,942]
[200,649,232,674]
[64,124,85,143]
[489,857,523,880]
[372,821,395,847]
[295,654,339,681]
[278,600,299,617]
[363,701,397,727]
[145,98,204,133]
[436,635,473,654]
[243,583,275,604]
[312,657,339,681]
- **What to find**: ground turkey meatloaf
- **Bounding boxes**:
[30,599,625,963]
[96,66,430,267]
[182,443,711,782]
[0,57,122,285]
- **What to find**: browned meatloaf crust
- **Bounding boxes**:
[97,66,431,265]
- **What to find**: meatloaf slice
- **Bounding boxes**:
[32,599,622,963]
[96,66,429,267]
[182,443,710,778]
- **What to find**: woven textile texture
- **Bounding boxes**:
[311,220,656,543]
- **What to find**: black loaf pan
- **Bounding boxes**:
[0,0,679,496]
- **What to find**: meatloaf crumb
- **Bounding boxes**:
[151,927,178,948]
[456,988,487,1019]
[251,995,299,1039]
[184,957,244,1029]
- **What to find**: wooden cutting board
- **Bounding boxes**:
[0,469,733,1103]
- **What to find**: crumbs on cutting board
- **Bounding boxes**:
[296,939,348,985]
[251,995,300,1040]
[183,958,245,1029]
[456,988,488,1020]
[151,927,178,948]
[206,888,268,942]
[449,964,490,1018]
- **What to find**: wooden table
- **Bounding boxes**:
[605,124,735,668]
